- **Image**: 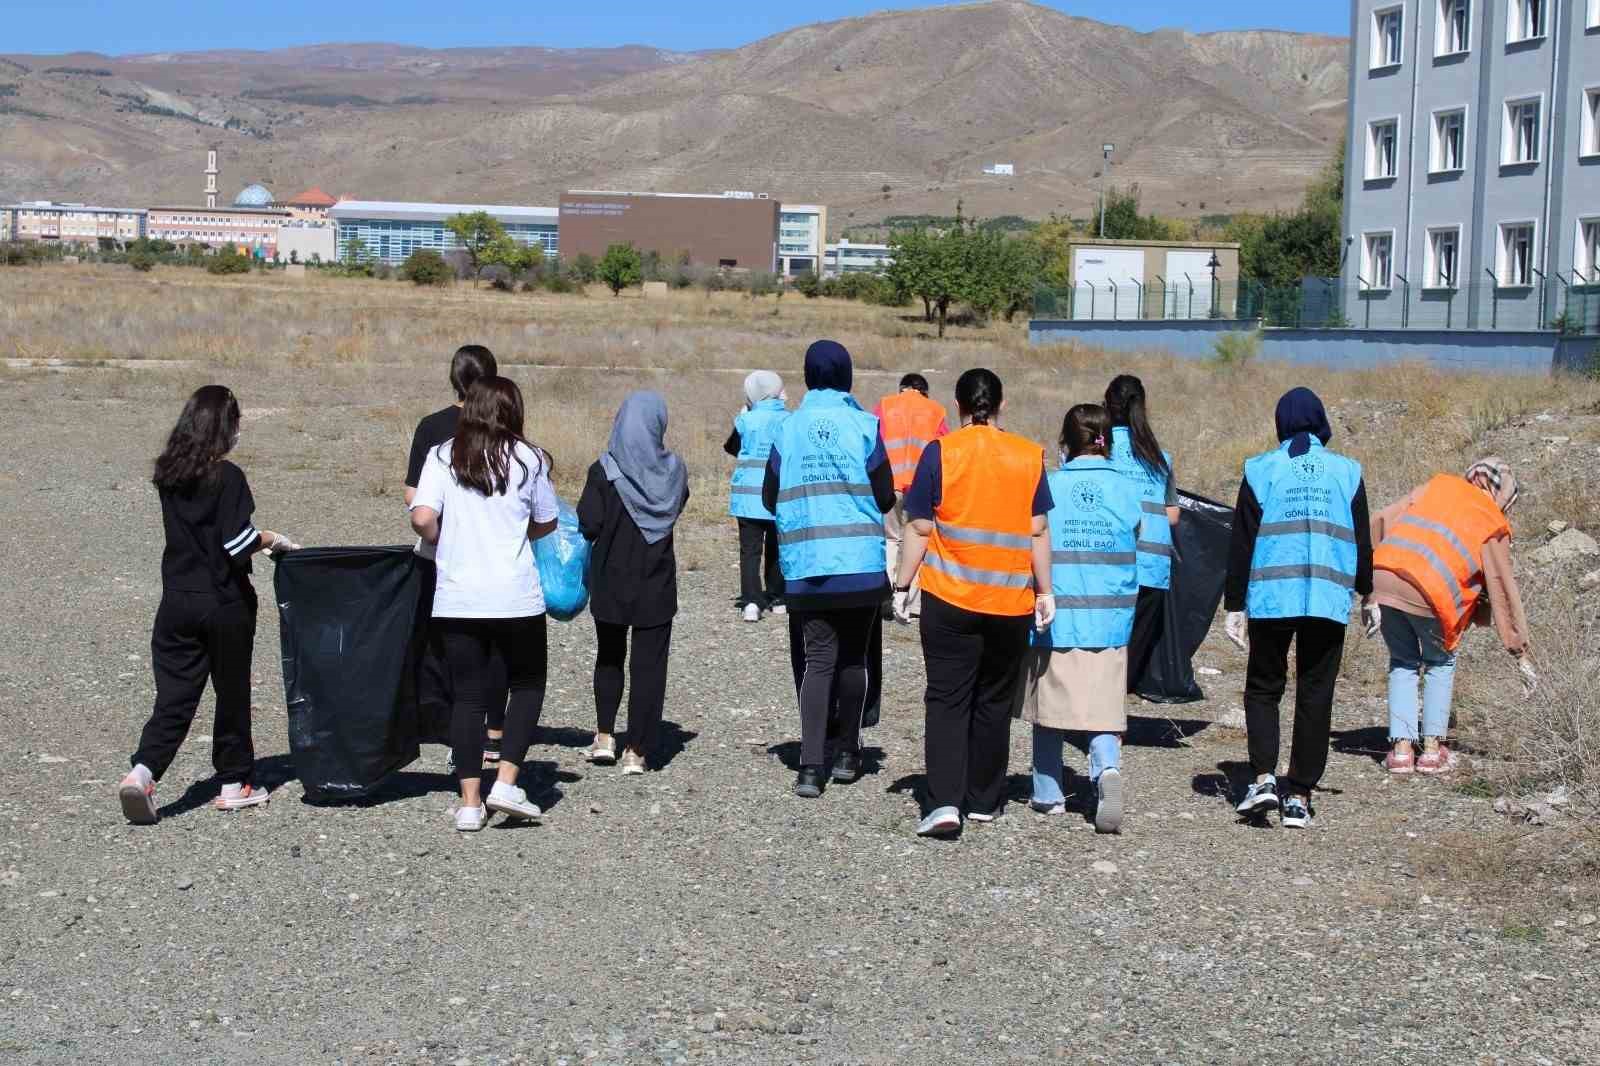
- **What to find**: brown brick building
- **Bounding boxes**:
[557,191,779,271]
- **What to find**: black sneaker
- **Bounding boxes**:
[793,766,824,799]
[1281,794,1313,829]
[830,749,861,783]
[1235,776,1280,816]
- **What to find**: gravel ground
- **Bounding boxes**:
[2,366,1598,1066]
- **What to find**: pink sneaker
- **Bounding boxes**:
[214,783,270,811]
[1384,748,1415,775]
[1415,745,1458,776]
[118,772,158,825]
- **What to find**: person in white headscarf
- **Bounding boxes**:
[723,370,791,622]
[578,392,690,774]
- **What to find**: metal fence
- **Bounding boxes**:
[1034,277,1600,336]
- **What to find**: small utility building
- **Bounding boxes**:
[1065,238,1240,320]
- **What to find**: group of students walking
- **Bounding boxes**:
[117,338,1538,838]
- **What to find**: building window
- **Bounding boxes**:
[1437,0,1470,55]
[1497,223,1536,287]
[1584,88,1600,158]
[1508,0,1544,43]
[1431,108,1466,171]
[1590,0,1600,29]
[1367,118,1400,180]
[1372,6,1405,67]
[1502,98,1541,165]
[1578,219,1600,284]
[1425,227,1460,288]
[1362,232,1394,290]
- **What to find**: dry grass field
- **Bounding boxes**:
[3,262,1600,1063]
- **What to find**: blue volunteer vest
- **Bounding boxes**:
[1243,439,1362,623]
[728,399,789,519]
[773,389,886,580]
[1037,459,1143,650]
[1108,425,1174,590]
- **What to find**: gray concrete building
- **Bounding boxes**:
[1342,0,1600,329]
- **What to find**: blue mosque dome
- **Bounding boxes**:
[232,183,273,207]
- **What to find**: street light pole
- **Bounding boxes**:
[1098,143,1114,239]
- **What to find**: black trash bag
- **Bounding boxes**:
[275,546,423,799]
[1133,491,1234,704]
[788,607,884,730]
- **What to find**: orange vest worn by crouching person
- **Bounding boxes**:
[1373,474,1510,650]
[921,424,1043,616]
[878,391,948,493]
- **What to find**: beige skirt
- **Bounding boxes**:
[1016,646,1128,733]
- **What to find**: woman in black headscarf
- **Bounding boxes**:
[578,391,689,774]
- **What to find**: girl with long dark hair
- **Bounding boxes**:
[119,385,298,825]
[410,376,559,832]
[1104,374,1179,693]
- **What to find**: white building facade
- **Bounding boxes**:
[2,202,146,244]
[777,204,827,277]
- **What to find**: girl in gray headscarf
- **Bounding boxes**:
[577,392,690,774]
[724,371,791,622]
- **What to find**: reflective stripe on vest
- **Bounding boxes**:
[772,390,886,580]
[728,401,789,519]
[1243,440,1362,623]
[1036,462,1143,648]
[878,392,947,492]
[1373,474,1508,650]
[921,424,1043,616]
[1109,427,1174,591]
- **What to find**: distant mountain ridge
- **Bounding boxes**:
[0,1,1348,226]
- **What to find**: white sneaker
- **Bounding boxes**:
[454,804,487,832]
[1094,768,1124,834]
[486,781,542,821]
[743,603,762,623]
[770,602,787,616]
[917,805,961,837]
[214,783,269,811]
[586,734,618,764]
[1029,799,1066,816]
[619,750,647,776]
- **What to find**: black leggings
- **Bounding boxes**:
[795,606,879,768]
[436,615,548,781]
[736,518,783,607]
[594,620,674,756]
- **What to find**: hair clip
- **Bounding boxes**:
[1093,435,1106,448]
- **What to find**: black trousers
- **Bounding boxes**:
[417,558,502,741]
[594,620,674,757]
[736,518,783,607]
[1244,617,1347,793]
[436,615,548,781]
[133,589,258,785]
[1125,584,1167,693]
[920,592,1032,814]
[795,606,879,768]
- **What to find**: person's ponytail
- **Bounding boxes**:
[1104,373,1169,478]
[955,368,1003,426]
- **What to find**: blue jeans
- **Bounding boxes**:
[1381,609,1457,743]
[1032,726,1120,805]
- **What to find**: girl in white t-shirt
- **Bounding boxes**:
[410,376,559,831]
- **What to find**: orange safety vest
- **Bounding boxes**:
[921,424,1043,616]
[1373,474,1510,651]
[878,391,948,493]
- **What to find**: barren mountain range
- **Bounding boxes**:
[0,1,1348,229]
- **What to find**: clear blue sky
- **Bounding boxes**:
[9,2,1345,57]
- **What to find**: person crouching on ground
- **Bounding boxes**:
[409,376,559,832]
[404,344,500,770]
[893,368,1055,837]
[1224,387,1376,830]
[724,370,789,622]
[764,340,897,798]
[119,385,298,824]
[579,391,689,775]
[1021,403,1143,833]
[1372,457,1536,776]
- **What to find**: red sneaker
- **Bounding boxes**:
[1385,748,1416,775]
[1415,745,1458,775]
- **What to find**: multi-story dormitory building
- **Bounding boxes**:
[1342,0,1600,330]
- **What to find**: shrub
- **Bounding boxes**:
[128,251,156,273]
[597,243,643,296]
[399,248,452,287]
[206,249,252,275]
[793,271,820,298]
[1210,330,1261,367]
[570,253,597,284]
[543,274,575,294]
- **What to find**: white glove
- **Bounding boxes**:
[1034,594,1056,631]
[892,589,914,625]
[1362,601,1382,639]
[268,533,301,555]
[1224,611,1248,651]
[1517,656,1538,697]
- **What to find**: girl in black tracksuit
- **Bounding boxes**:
[119,385,296,825]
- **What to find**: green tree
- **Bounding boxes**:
[597,242,643,296]
[888,226,967,337]
[444,210,508,286]
[399,248,453,286]
[1227,138,1344,287]
[570,252,598,284]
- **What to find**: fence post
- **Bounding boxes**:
[1154,275,1166,320]
[1130,278,1144,320]
[1184,274,1194,319]
[1396,274,1410,329]
[1485,268,1498,329]
[1088,281,1096,320]
[1109,279,1119,321]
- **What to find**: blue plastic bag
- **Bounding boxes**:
[535,499,591,622]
